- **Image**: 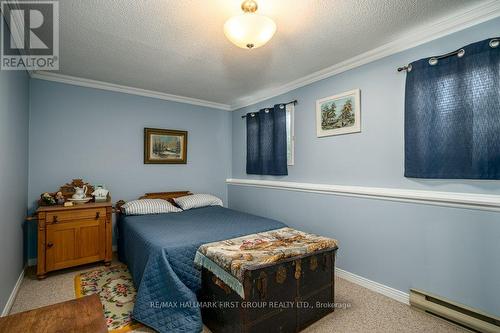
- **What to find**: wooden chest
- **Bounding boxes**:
[35,202,113,279]
[199,248,337,333]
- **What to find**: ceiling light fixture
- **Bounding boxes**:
[224,0,276,49]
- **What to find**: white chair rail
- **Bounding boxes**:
[226,178,500,212]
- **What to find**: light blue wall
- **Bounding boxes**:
[229,18,500,316]
[28,80,232,256]
[0,68,29,310]
[20,15,500,317]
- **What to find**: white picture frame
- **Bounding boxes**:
[316,89,361,137]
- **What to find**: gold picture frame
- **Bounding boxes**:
[144,128,188,164]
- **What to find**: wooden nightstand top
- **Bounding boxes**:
[0,294,107,333]
[36,201,112,213]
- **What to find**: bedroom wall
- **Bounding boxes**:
[0,68,29,310]
[28,79,232,257]
[228,17,500,316]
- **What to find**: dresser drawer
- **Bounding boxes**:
[46,208,106,224]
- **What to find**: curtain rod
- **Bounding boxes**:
[397,37,500,72]
[241,100,298,118]
[398,47,468,72]
[397,48,466,72]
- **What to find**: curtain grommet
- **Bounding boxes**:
[457,49,465,58]
[264,109,270,113]
[280,104,284,109]
[490,39,499,48]
[407,64,412,72]
[250,113,255,117]
[428,57,438,66]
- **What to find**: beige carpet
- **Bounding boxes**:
[11,262,468,333]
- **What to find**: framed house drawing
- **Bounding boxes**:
[144,128,188,164]
[316,89,361,137]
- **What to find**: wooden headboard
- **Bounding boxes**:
[139,191,192,203]
[115,191,192,214]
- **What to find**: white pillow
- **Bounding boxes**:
[122,199,182,215]
[173,194,223,210]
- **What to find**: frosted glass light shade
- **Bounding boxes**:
[224,13,276,49]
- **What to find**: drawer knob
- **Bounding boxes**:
[47,242,54,248]
[95,212,100,219]
[53,216,58,223]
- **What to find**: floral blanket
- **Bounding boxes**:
[194,227,338,298]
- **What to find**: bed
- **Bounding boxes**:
[116,191,287,333]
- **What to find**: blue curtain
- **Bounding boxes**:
[246,104,288,175]
[405,37,500,179]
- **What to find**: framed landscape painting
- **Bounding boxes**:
[144,128,187,164]
[316,89,361,137]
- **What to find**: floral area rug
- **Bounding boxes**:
[75,265,142,333]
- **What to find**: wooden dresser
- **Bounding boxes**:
[36,201,112,279]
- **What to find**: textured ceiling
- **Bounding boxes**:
[38,0,490,107]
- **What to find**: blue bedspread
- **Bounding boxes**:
[117,206,286,333]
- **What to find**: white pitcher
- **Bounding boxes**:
[72,185,88,199]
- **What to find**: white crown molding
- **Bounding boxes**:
[1,268,24,316]
[229,0,500,110]
[31,72,232,111]
[23,1,500,111]
[335,268,410,305]
[226,178,500,212]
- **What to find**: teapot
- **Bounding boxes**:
[91,185,109,200]
[72,185,88,199]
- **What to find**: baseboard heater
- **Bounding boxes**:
[410,289,500,333]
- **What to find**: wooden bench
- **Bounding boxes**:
[0,294,107,333]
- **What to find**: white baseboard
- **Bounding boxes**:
[1,268,25,317]
[335,267,409,305]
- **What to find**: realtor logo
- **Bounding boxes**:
[1,0,59,70]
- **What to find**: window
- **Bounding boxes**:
[286,103,295,166]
